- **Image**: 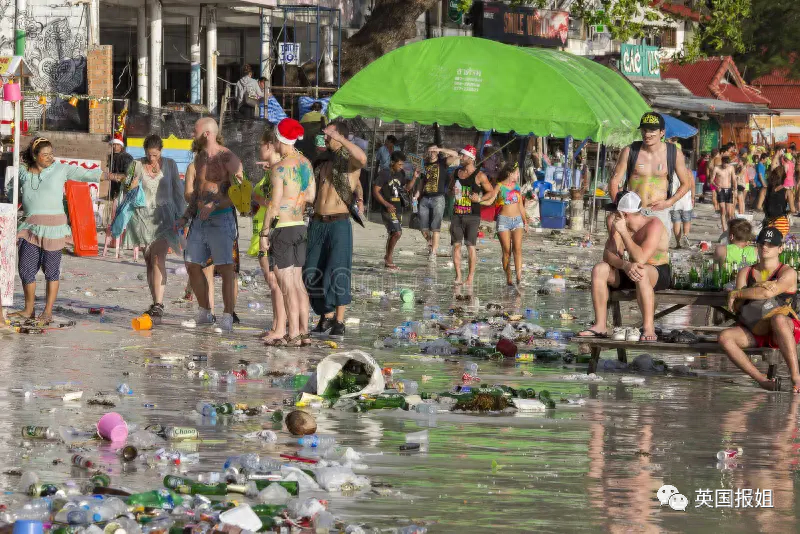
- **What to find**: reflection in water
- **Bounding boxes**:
[1,243,799,531]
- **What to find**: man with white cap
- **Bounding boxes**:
[449,144,492,286]
[107,135,133,202]
[578,191,671,342]
[259,118,316,346]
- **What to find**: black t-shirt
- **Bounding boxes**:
[422,154,449,197]
[377,168,406,212]
[107,151,133,200]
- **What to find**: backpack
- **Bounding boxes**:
[622,141,678,199]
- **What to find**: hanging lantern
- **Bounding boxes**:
[3,80,21,102]
[89,99,99,109]
[68,96,79,107]
[37,95,47,105]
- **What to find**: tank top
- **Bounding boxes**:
[726,243,757,266]
[746,263,795,304]
[453,168,482,216]
[764,186,789,219]
[496,183,521,207]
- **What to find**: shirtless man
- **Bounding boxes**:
[578,192,671,342]
[259,119,316,346]
[303,121,366,341]
[711,156,736,232]
[182,118,244,333]
[608,112,693,234]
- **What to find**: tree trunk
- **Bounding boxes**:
[340,0,439,80]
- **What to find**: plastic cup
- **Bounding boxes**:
[13,520,43,534]
[97,412,128,442]
[131,314,152,331]
[399,289,414,303]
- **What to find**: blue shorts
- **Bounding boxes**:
[419,195,446,231]
[184,210,237,266]
[496,214,524,232]
[670,209,693,223]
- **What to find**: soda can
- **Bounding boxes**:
[89,308,105,315]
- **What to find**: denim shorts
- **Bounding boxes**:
[496,214,524,233]
[184,209,237,266]
[670,209,693,223]
[419,195,446,231]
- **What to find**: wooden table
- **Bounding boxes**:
[608,289,735,363]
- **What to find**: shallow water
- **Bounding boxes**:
[2,234,799,533]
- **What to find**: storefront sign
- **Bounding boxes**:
[620,44,661,79]
[278,43,301,66]
[473,2,569,47]
[448,0,463,24]
[699,119,720,153]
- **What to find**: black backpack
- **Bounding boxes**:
[622,141,678,199]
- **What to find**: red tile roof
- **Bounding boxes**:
[662,56,771,105]
[751,71,800,109]
[654,1,704,22]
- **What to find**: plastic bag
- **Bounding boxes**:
[314,467,371,492]
[287,497,326,519]
[300,350,385,399]
[257,483,291,505]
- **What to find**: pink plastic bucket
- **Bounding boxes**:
[96,412,128,442]
[3,83,21,102]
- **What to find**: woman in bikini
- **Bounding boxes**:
[473,162,529,287]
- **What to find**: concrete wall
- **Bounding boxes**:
[0,0,89,131]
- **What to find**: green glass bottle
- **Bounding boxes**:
[126,489,184,508]
[689,265,699,286]
[163,475,227,496]
[28,483,65,497]
[215,403,235,415]
[91,473,111,488]
[357,394,408,411]
[712,264,721,291]
[538,390,556,409]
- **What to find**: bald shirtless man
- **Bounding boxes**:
[260,119,316,346]
[183,118,244,333]
[304,121,366,341]
[609,112,693,236]
[578,192,671,342]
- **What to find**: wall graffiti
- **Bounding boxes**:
[26,14,88,130]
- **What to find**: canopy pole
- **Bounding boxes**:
[590,143,602,234]
[366,119,379,215]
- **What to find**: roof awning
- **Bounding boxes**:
[649,95,778,116]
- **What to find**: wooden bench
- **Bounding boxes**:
[577,337,782,376]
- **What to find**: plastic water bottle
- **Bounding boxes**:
[454,180,462,200]
[415,403,439,416]
[195,401,217,418]
[16,498,54,521]
[248,302,263,310]
[545,330,562,340]
[524,308,540,320]
[90,497,127,522]
[116,383,133,395]
[464,361,479,376]
[398,379,418,395]
[224,453,260,471]
[411,198,419,214]
[297,434,336,448]
[716,447,742,460]
[70,454,96,469]
[245,363,267,378]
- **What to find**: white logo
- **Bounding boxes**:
[766,231,774,238]
[657,485,687,511]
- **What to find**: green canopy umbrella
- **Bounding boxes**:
[328,36,651,147]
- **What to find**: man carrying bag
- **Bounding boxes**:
[718,227,800,392]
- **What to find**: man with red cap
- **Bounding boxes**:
[448,144,492,285]
[259,118,316,346]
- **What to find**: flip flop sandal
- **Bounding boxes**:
[285,335,303,347]
[301,334,312,346]
[264,336,287,347]
[576,329,607,339]
[384,264,400,271]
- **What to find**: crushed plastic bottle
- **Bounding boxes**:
[297,435,336,448]
[716,447,742,460]
[245,362,267,378]
[195,401,218,418]
[116,383,133,395]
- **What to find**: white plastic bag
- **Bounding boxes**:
[300,350,385,398]
[287,497,326,519]
[257,483,291,505]
[314,467,371,492]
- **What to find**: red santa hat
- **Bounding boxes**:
[277,118,304,146]
[110,133,124,147]
[460,145,477,160]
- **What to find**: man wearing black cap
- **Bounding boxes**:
[718,227,800,392]
[608,112,694,234]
